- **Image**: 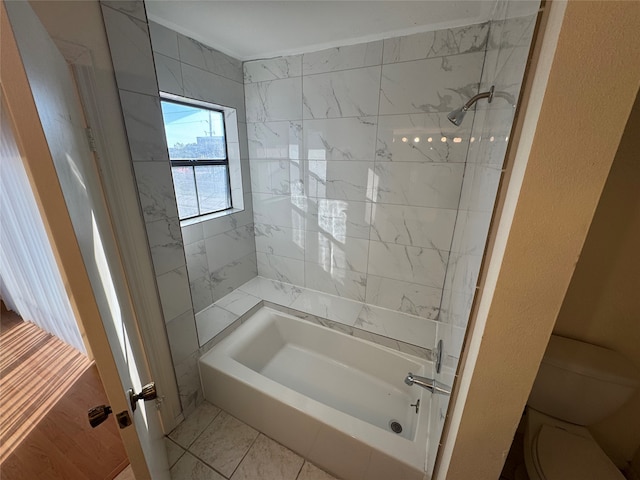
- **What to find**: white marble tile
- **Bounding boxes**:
[174,350,203,416]
[488,46,531,106]
[370,203,456,251]
[465,108,513,167]
[303,117,377,161]
[244,55,302,83]
[101,0,146,20]
[170,452,225,480]
[303,41,383,75]
[382,23,489,64]
[304,262,366,302]
[189,411,259,478]
[245,78,303,122]
[488,13,537,50]
[438,322,467,362]
[367,240,447,289]
[290,290,362,327]
[178,35,243,83]
[305,160,373,202]
[305,231,369,274]
[379,52,485,115]
[182,64,246,120]
[443,252,483,295]
[250,159,303,195]
[164,437,185,468]
[375,113,472,163]
[120,90,169,162]
[252,193,307,230]
[214,289,261,317]
[231,434,303,480]
[157,266,193,322]
[365,275,441,320]
[202,202,254,238]
[149,21,179,59]
[166,309,199,365]
[297,461,340,480]
[238,276,302,307]
[355,305,438,350]
[254,224,305,261]
[257,252,305,286]
[101,5,157,96]
[302,66,381,119]
[450,209,493,256]
[185,239,209,280]
[205,224,255,272]
[307,198,372,241]
[209,252,258,303]
[146,217,185,276]
[181,222,204,245]
[154,52,183,95]
[247,121,302,160]
[439,289,475,328]
[189,273,214,314]
[196,304,239,345]
[169,401,221,448]
[373,162,464,209]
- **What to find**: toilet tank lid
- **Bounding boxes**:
[543,336,639,387]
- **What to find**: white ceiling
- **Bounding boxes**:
[145,1,500,61]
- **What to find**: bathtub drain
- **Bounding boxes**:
[389,420,403,434]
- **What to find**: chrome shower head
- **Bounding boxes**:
[447,86,495,126]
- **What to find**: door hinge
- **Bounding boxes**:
[85,127,98,153]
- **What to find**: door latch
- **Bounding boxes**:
[88,405,132,429]
[128,382,157,412]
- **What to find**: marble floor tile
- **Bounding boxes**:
[297,461,341,480]
[230,434,304,480]
[165,437,186,468]
[169,402,221,449]
[190,411,259,478]
[170,452,226,480]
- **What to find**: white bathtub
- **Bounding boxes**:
[199,306,432,480]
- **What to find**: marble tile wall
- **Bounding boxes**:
[244,23,489,330]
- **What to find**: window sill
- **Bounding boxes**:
[180,207,244,228]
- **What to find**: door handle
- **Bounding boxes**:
[88,405,132,429]
[128,382,157,411]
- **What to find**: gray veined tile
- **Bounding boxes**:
[231,434,303,480]
[149,21,179,59]
[214,289,261,317]
[245,77,303,122]
[174,351,203,417]
[303,40,383,75]
[307,198,372,241]
[237,276,302,307]
[304,262,366,302]
[168,401,221,449]
[166,309,199,365]
[209,252,258,304]
[303,117,377,161]
[305,160,373,202]
[250,158,303,195]
[379,52,485,115]
[157,266,193,322]
[365,275,441,320]
[154,52,183,95]
[254,224,306,261]
[302,66,381,119]
[205,224,256,272]
[146,217,185,276]
[189,411,259,478]
[178,34,243,83]
[257,252,305,286]
[182,64,246,120]
[305,231,369,274]
[120,90,169,162]
[247,121,302,160]
[244,55,303,83]
[196,304,239,346]
[170,452,226,480]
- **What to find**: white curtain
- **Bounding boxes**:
[0,101,86,354]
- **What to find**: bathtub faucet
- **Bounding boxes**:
[404,373,451,396]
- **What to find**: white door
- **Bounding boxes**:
[2,3,170,478]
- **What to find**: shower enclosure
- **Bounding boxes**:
[100,0,540,476]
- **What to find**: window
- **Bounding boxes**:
[160,98,232,220]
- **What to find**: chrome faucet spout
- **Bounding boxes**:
[404,373,451,396]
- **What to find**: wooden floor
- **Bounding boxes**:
[0,305,129,479]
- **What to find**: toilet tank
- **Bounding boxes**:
[528,335,639,425]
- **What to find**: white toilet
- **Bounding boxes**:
[523,335,639,480]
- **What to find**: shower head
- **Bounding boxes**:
[447,86,495,126]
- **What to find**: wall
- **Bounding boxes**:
[148,21,257,314]
[243,23,488,328]
[553,91,640,466]
[438,0,640,477]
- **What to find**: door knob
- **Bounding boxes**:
[129,382,157,411]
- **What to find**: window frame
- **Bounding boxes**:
[160,96,234,221]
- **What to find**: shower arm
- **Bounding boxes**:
[460,85,495,113]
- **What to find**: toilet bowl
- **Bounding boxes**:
[523,335,639,480]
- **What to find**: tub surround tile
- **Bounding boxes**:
[244,55,302,83]
[215,290,261,317]
[303,117,377,161]
[365,275,441,321]
[250,159,303,195]
[231,434,304,480]
[182,64,246,121]
[165,437,185,468]
[355,305,438,350]
[190,411,259,478]
[245,78,303,122]
[185,240,209,281]
[174,350,205,418]
[169,402,222,448]
[196,305,240,346]
[247,121,302,160]
[157,266,193,323]
[120,90,169,162]
[190,274,215,314]
[305,160,374,202]
[166,309,199,365]
[252,193,305,230]
[182,222,204,246]
[304,262,367,302]
[302,66,381,119]
[304,232,369,274]
[209,252,258,304]
[238,276,302,307]
[375,113,472,164]
[303,41,383,75]
[290,290,362,327]
[379,52,484,115]
[254,224,306,261]
[307,198,372,241]
[382,23,489,64]
[149,21,179,59]
[257,252,305,286]
[178,35,243,83]
[202,203,255,239]
[154,52,183,94]
[205,225,255,273]
[170,452,226,480]
[297,461,340,480]
[133,162,179,223]
[146,217,185,276]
